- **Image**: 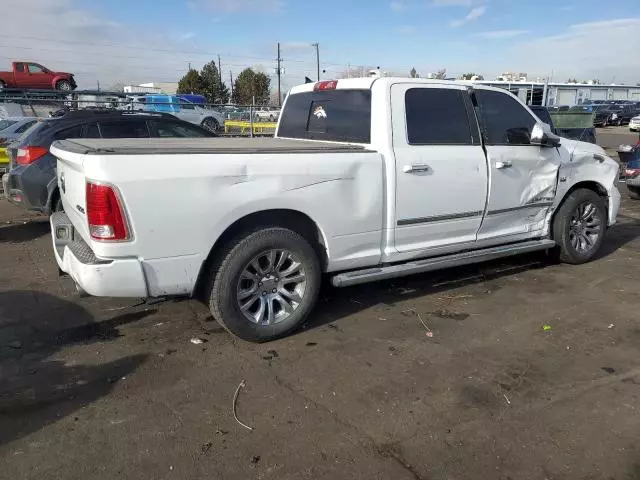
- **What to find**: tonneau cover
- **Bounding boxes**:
[51,137,370,155]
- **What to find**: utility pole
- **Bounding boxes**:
[311,42,320,81]
[97,80,100,92]
[277,42,282,106]
[188,62,191,71]
[217,54,223,101]
[229,71,234,101]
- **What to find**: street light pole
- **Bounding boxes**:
[311,42,320,81]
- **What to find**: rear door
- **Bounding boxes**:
[391,83,488,253]
[13,63,29,87]
[473,88,561,242]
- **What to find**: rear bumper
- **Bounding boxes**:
[51,212,148,297]
[3,168,50,213]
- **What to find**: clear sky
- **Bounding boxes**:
[3,0,639,90]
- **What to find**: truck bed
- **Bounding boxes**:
[51,137,370,155]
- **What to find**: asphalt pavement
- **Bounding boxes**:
[1,154,640,479]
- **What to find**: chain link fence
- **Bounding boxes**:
[0,89,281,137]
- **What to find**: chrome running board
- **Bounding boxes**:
[331,239,556,287]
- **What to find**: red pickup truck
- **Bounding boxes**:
[0,62,76,91]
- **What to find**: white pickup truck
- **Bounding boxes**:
[50,78,620,342]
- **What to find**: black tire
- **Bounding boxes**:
[53,194,64,213]
[628,185,640,200]
[56,80,72,91]
[201,117,220,133]
[207,227,321,342]
[552,189,607,264]
[0,80,5,91]
[269,115,275,122]
[617,118,623,127]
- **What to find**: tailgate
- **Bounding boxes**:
[50,141,89,240]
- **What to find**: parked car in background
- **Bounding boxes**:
[590,105,614,127]
[0,117,39,145]
[253,107,280,122]
[0,62,76,91]
[630,115,640,132]
[3,110,213,215]
[624,148,640,199]
[49,78,620,342]
[529,106,596,144]
[127,95,225,132]
[606,104,638,126]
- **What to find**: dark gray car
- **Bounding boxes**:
[3,110,213,214]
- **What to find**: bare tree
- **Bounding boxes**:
[434,69,447,79]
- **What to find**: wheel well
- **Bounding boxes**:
[48,187,60,213]
[193,209,327,298]
[551,181,609,238]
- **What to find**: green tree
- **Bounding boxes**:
[200,60,229,104]
[409,67,419,78]
[177,69,205,95]
[232,68,271,105]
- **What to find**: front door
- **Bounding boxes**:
[392,83,489,253]
[473,88,561,242]
[27,63,51,89]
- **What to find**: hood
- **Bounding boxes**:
[560,138,606,161]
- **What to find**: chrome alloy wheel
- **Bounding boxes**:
[236,249,307,325]
[569,201,602,254]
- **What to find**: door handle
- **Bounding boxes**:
[495,160,512,169]
[403,164,431,173]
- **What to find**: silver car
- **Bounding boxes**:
[0,117,39,146]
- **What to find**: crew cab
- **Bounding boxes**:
[0,62,76,91]
[49,78,621,342]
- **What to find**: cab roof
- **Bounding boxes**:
[288,77,503,95]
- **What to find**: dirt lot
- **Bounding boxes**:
[2,159,640,479]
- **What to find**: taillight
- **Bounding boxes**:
[16,146,48,165]
[86,181,130,241]
[314,80,338,91]
[625,168,640,178]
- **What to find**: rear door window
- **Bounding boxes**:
[53,125,83,140]
[278,89,371,143]
[405,88,477,145]
[148,120,209,137]
[474,89,536,145]
[99,120,150,138]
[83,122,100,138]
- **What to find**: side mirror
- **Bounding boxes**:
[530,122,561,148]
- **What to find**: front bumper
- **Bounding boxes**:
[51,212,148,297]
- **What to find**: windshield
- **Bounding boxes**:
[0,120,18,131]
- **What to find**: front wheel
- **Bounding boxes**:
[552,189,607,264]
[201,117,220,133]
[207,227,321,342]
[56,80,72,91]
[0,81,5,92]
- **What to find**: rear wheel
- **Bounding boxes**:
[207,227,321,342]
[56,80,72,91]
[0,81,5,91]
[552,189,607,264]
[628,185,640,200]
